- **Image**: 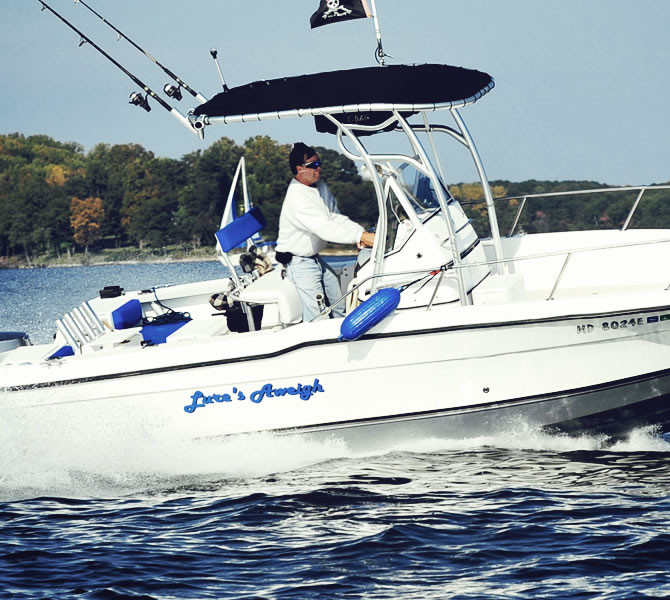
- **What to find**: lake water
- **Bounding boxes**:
[0,263,669,599]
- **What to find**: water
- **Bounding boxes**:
[0,261,228,344]
[1,263,669,599]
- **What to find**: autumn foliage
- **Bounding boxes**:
[70,196,104,252]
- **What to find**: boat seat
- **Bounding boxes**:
[235,270,302,326]
[107,298,190,346]
[112,299,142,329]
[140,321,190,345]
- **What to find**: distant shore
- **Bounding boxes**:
[0,247,356,270]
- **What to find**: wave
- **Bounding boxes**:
[0,405,667,502]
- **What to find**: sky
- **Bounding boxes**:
[1,0,669,185]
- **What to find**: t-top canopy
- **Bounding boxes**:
[193,64,494,126]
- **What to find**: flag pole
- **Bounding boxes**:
[367,0,386,65]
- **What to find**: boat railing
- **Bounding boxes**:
[499,184,670,237]
[465,235,670,301]
[319,233,670,319]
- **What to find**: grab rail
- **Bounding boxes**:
[502,185,670,236]
[444,235,670,302]
[547,253,572,301]
[319,234,670,318]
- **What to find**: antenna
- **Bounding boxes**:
[369,0,388,66]
[210,48,230,92]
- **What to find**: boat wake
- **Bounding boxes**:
[0,400,667,501]
[375,419,670,455]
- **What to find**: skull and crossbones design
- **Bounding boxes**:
[322,0,353,20]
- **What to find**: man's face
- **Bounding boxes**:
[296,153,321,186]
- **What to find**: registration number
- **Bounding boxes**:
[576,315,662,334]
[601,318,644,330]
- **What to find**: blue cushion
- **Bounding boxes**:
[215,206,266,252]
[140,321,188,345]
[48,345,75,359]
[112,299,142,329]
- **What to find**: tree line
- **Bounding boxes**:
[0,133,377,262]
[1,132,668,263]
[455,178,670,239]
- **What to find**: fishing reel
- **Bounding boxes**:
[163,84,183,101]
[129,91,151,112]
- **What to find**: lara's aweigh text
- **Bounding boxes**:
[184,379,325,413]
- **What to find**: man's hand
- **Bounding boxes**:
[358,231,375,249]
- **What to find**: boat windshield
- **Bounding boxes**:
[395,163,443,217]
[382,162,451,253]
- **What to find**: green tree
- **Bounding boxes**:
[176,138,243,247]
[119,156,184,248]
[0,134,85,258]
[85,143,155,246]
[241,136,292,238]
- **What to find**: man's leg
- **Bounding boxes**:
[319,257,346,318]
[286,256,323,322]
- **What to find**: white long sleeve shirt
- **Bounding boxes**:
[275,179,364,257]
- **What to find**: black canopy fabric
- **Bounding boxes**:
[193,64,493,122]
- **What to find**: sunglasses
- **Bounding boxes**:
[302,160,321,169]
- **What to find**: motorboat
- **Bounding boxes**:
[2,62,670,450]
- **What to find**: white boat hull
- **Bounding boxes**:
[4,289,670,451]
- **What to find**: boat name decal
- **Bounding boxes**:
[576,315,668,334]
[184,379,325,413]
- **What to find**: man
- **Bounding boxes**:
[275,142,375,322]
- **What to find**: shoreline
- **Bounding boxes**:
[0,255,218,270]
[0,248,357,270]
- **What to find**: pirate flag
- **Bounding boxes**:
[310,0,372,29]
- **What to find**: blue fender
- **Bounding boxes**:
[339,288,401,341]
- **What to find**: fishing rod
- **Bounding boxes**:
[73,0,208,104]
[37,0,201,138]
